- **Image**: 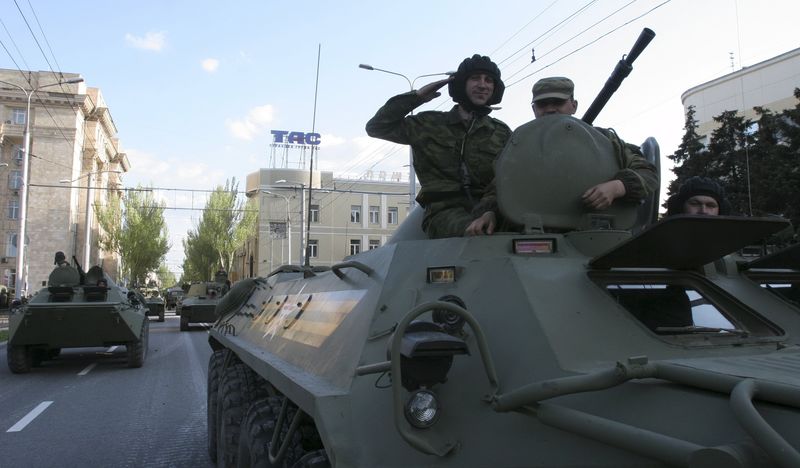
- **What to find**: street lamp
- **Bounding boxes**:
[59,169,121,268]
[1,76,84,299]
[261,190,292,266]
[358,64,454,208]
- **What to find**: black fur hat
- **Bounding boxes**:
[666,176,732,215]
[448,54,505,110]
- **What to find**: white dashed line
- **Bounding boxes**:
[78,363,97,376]
[7,401,53,432]
[106,346,118,353]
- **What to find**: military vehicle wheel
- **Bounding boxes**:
[127,320,149,368]
[158,310,165,322]
[293,450,331,468]
[237,397,313,467]
[207,349,228,461]
[8,346,32,374]
[216,361,266,467]
[180,316,189,331]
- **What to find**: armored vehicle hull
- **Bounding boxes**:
[179,281,226,331]
[7,265,149,373]
[206,116,800,467]
[145,296,165,322]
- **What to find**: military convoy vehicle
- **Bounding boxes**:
[143,289,165,322]
[164,286,184,310]
[6,262,149,373]
[178,270,229,331]
[203,112,800,467]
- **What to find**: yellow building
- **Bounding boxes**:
[0,69,127,295]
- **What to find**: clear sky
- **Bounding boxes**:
[2,0,798,275]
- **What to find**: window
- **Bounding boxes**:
[369,206,380,224]
[350,205,361,223]
[8,171,22,190]
[307,239,318,258]
[6,233,17,257]
[309,204,319,223]
[8,199,19,219]
[388,207,398,225]
[13,145,24,165]
[12,108,26,125]
[269,222,287,239]
[349,239,361,255]
[369,239,380,250]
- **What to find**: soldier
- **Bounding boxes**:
[666,176,731,216]
[54,251,68,266]
[466,76,659,235]
[366,54,511,239]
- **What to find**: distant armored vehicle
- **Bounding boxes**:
[6,262,149,373]
[143,289,165,322]
[204,115,800,467]
[164,287,184,310]
[179,270,229,331]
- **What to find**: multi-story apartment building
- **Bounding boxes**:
[236,168,411,278]
[0,69,127,296]
[682,47,800,143]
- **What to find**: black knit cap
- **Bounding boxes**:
[448,54,505,112]
[54,251,66,265]
[666,176,732,215]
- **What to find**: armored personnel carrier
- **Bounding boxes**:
[143,288,165,322]
[204,113,800,467]
[164,286,184,310]
[6,263,149,373]
[179,270,229,331]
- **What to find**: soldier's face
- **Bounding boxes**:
[465,73,495,106]
[532,97,578,117]
[683,195,720,215]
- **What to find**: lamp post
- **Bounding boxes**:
[358,64,453,208]
[274,179,305,265]
[1,77,84,299]
[60,169,121,268]
[261,190,291,266]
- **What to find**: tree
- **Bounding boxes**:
[156,263,177,288]
[96,187,170,286]
[181,178,256,281]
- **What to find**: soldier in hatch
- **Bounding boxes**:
[666,176,731,216]
[365,54,511,239]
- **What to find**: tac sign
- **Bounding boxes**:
[271,131,321,146]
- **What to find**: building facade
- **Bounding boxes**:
[236,168,411,278]
[0,69,127,296]
[682,47,800,142]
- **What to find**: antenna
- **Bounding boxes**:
[729,52,735,72]
[305,44,322,268]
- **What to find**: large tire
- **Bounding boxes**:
[180,316,189,331]
[8,346,32,374]
[159,309,165,322]
[127,319,149,368]
[293,450,331,468]
[208,349,229,462]
[236,397,312,468]
[217,361,267,467]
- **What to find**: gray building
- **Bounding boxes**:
[237,168,410,278]
[0,69,127,295]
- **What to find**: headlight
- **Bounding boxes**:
[405,389,440,429]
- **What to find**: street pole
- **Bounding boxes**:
[358,65,453,209]
[262,190,291,266]
[83,172,93,267]
[0,77,83,299]
[299,184,305,266]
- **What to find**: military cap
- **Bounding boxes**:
[531,77,574,103]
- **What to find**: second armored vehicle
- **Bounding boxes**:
[178,270,229,331]
[6,262,149,373]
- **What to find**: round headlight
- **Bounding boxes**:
[404,389,440,429]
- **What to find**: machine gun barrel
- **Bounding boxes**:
[581,28,655,125]
[72,255,86,284]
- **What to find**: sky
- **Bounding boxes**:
[2,0,799,276]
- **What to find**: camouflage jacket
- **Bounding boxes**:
[473,126,659,217]
[365,91,511,206]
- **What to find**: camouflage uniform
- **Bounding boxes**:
[473,126,659,225]
[366,91,511,238]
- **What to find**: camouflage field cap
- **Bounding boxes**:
[531,77,574,103]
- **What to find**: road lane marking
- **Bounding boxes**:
[7,401,53,432]
[78,363,97,376]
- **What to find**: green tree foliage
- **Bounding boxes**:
[156,263,177,288]
[181,178,256,281]
[96,186,170,285]
[667,90,800,229]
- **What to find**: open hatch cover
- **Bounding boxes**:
[590,215,790,270]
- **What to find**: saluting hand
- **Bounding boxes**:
[416,77,454,103]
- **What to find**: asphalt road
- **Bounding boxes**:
[0,314,215,468]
